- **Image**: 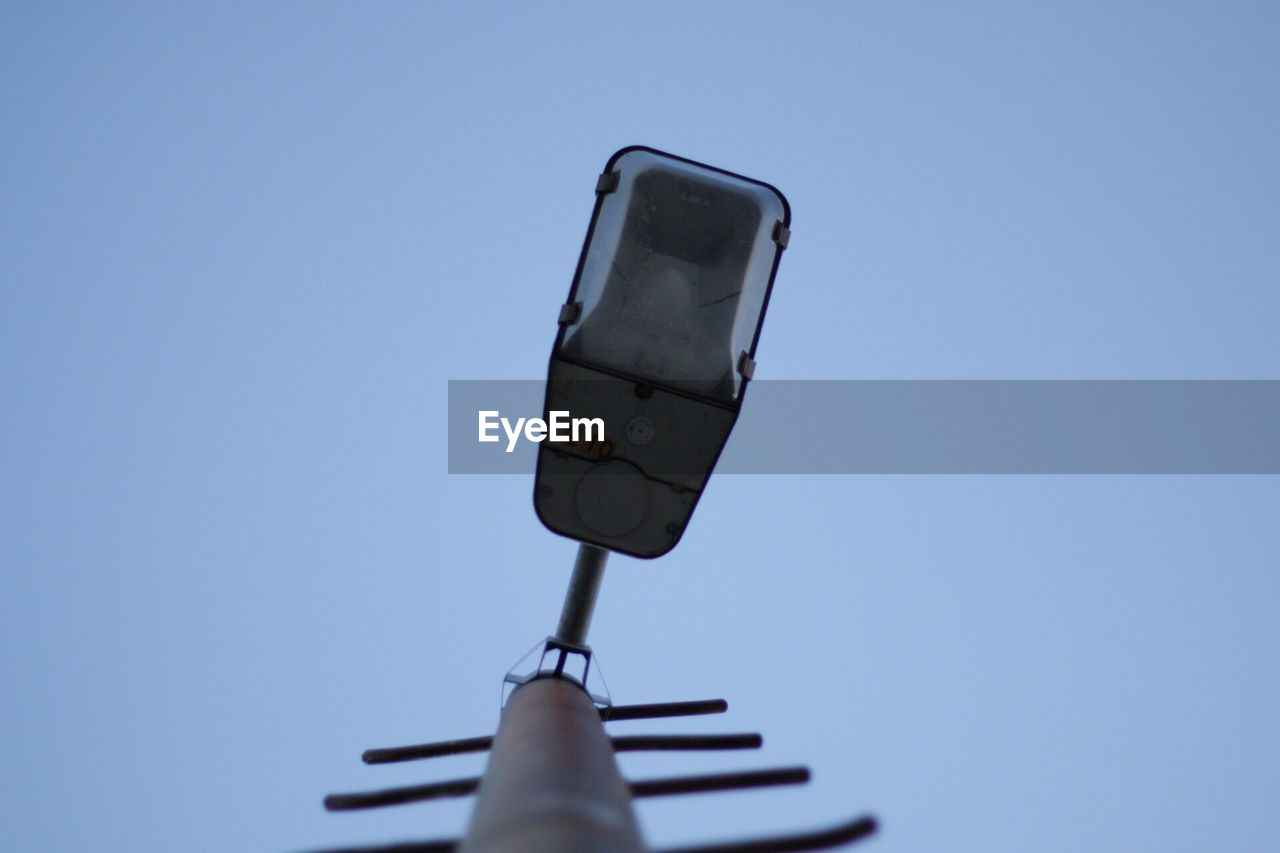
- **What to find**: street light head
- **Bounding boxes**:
[536,147,789,558]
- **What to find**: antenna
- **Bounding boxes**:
[311,544,880,852]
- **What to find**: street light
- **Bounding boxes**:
[535,146,791,559]
[313,150,876,852]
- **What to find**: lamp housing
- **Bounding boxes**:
[534,147,789,558]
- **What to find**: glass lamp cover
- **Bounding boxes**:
[560,148,788,403]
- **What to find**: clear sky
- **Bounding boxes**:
[2,3,1278,851]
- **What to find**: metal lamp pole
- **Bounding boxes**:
[461,545,642,853]
[554,544,609,646]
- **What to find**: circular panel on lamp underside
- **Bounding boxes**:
[574,460,649,537]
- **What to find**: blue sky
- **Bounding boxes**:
[2,3,1278,851]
